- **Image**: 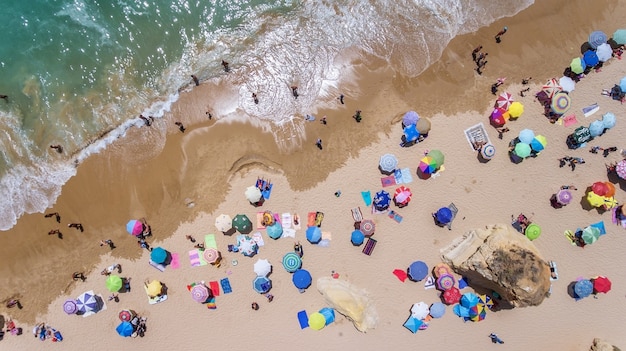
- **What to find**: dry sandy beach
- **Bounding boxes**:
[2,0,626,350]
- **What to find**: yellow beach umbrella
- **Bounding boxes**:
[508,102,524,118]
[145,280,162,297]
[308,312,326,330]
[586,192,607,208]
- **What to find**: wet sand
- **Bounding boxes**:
[0,0,624,330]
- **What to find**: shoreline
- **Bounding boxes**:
[0,0,624,331]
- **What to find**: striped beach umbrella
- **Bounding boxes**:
[282,252,302,272]
[588,30,608,49]
[542,78,562,98]
[379,154,398,174]
[480,143,496,159]
[191,284,210,303]
[495,92,514,110]
[551,92,571,115]
[359,219,376,237]
[393,186,412,206]
[203,248,220,265]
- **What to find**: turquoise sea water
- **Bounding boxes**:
[0,0,533,230]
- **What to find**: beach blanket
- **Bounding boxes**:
[170,253,180,269]
[293,213,301,230]
[281,213,292,229]
[393,269,407,282]
[381,175,396,187]
[361,191,372,206]
[362,238,377,256]
[562,114,578,127]
[297,310,309,329]
[204,234,218,249]
[351,207,363,222]
[307,212,316,227]
[388,210,403,223]
[149,259,166,272]
[583,103,599,117]
[220,278,232,294]
[398,168,413,184]
[282,228,296,238]
[463,122,491,151]
[252,232,265,247]
[189,249,208,267]
[209,281,220,296]
[256,212,266,229]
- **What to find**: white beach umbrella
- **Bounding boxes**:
[215,214,232,232]
[596,43,613,62]
[410,302,430,320]
[253,259,272,277]
[558,76,575,93]
[245,186,263,203]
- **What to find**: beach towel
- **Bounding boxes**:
[273,213,281,224]
[282,228,296,238]
[315,212,324,227]
[393,269,408,282]
[583,103,599,117]
[564,230,577,245]
[206,297,216,309]
[297,310,309,329]
[209,281,220,296]
[446,203,458,230]
[351,207,363,223]
[464,122,491,151]
[256,212,266,229]
[252,232,265,247]
[307,212,316,227]
[293,213,301,230]
[204,234,218,249]
[388,210,403,223]
[563,114,578,127]
[189,249,208,267]
[361,191,372,206]
[170,253,180,269]
[261,182,273,200]
[281,213,292,229]
[399,168,413,184]
[322,231,332,241]
[362,238,377,256]
[149,259,166,272]
[220,278,232,294]
[424,276,435,290]
[381,175,396,187]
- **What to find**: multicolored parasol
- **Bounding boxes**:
[436,274,456,291]
[496,92,514,110]
[126,219,144,236]
[418,156,438,175]
[550,92,571,115]
[282,252,302,272]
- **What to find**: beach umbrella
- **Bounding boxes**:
[592,276,612,294]
[407,261,429,282]
[403,316,423,334]
[556,189,572,205]
[583,50,599,67]
[150,247,168,264]
[460,292,480,308]
[253,276,272,294]
[266,222,283,239]
[596,43,613,62]
[359,219,376,237]
[550,92,571,115]
[525,223,541,241]
[393,186,412,206]
[427,150,445,168]
[254,259,272,277]
[191,284,210,303]
[490,110,506,128]
[319,307,335,325]
[602,112,616,129]
[496,92,514,110]
[589,120,605,137]
[586,191,606,208]
[373,190,391,211]
[238,236,258,257]
[429,302,446,318]
[604,182,616,197]
[402,111,419,126]
[282,252,302,272]
[574,279,593,298]
[351,230,365,246]
[559,76,576,93]
[245,186,263,203]
[616,160,626,180]
[203,248,220,265]
[572,126,591,144]
[308,312,326,331]
[453,304,470,318]
[403,124,420,143]
[76,291,99,314]
[592,181,609,196]
[145,280,162,297]
[518,129,535,144]
[570,57,586,74]
[292,269,312,289]
[418,156,438,175]
[508,101,524,118]
[416,117,431,134]
[478,294,494,309]
[119,309,136,322]
[613,29,626,45]
[214,214,232,232]
[433,262,452,278]
[443,287,462,305]
[232,214,252,234]
[126,220,144,236]
[435,207,453,224]
[469,304,487,322]
[589,30,608,49]
[480,143,496,160]
[410,302,430,320]
[582,226,601,245]
[116,321,135,338]
[106,275,123,292]
[541,78,562,98]
[306,226,322,244]
[436,274,456,291]
[514,143,531,158]
[530,137,546,152]
[63,299,77,315]
[379,153,398,174]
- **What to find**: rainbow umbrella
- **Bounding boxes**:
[525,223,541,241]
[542,78,562,98]
[468,304,487,322]
[126,220,144,236]
[550,92,571,115]
[418,156,437,174]
[592,276,612,294]
[570,57,586,74]
[436,274,456,290]
[478,294,494,309]
[556,189,572,205]
[615,160,626,180]
[496,92,514,110]
[514,143,531,158]
[508,101,524,118]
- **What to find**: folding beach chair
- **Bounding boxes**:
[351,207,363,223]
[446,203,458,230]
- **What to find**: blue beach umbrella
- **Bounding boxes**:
[574,279,593,298]
[530,137,545,152]
[306,226,322,244]
[403,124,420,143]
[76,291,99,314]
[602,112,616,129]
[588,120,605,137]
[150,247,168,264]
[583,50,599,67]
[588,30,608,49]
[407,261,428,282]
[403,316,423,333]
[460,292,480,308]
[402,111,420,126]
[266,222,283,240]
[351,230,365,246]
[435,207,453,224]
[620,77,626,93]
[292,269,312,290]
[282,252,302,273]
[253,276,272,294]
[429,302,446,318]
[373,190,391,211]
[518,129,535,144]
[612,29,626,45]
[453,304,470,318]
[116,321,135,337]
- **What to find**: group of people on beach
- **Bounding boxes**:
[44,211,83,240]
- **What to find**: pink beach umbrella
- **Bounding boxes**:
[190,284,210,303]
[495,92,514,110]
[126,220,144,236]
[616,160,626,180]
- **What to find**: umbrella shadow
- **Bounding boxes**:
[580,42,593,55]
[567,281,579,299]
[606,172,626,192]
[378,165,394,175]
[223,228,237,236]
[476,151,490,164]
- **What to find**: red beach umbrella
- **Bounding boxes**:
[495,92,514,110]
[592,276,611,294]
[443,286,462,305]
[591,182,609,196]
[490,108,506,127]
[393,186,412,206]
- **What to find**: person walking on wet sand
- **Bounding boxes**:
[72,272,87,282]
[495,27,508,43]
[100,239,116,250]
[315,138,323,150]
[139,114,153,126]
[221,60,230,72]
[476,52,488,66]
[45,212,61,223]
[175,122,186,133]
[291,86,299,99]
[339,94,344,104]
[252,93,259,104]
[471,45,482,61]
[191,74,199,86]
[353,110,362,122]
[48,229,62,239]
[475,60,487,75]
[522,77,532,85]
[50,145,63,153]
[68,223,83,232]
[320,116,327,125]
[6,299,22,309]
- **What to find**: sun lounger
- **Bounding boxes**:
[549,261,558,281]
[220,278,232,294]
[351,207,363,223]
[149,259,166,272]
[464,122,491,151]
[362,238,377,256]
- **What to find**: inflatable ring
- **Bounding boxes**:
[232,259,238,266]
[263,212,274,226]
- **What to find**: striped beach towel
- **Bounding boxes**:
[362,238,377,256]
[464,122,491,151]
[351,207,363,222]
[189,249,208,267]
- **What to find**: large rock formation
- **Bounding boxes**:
[440,224,551,307]
[317,277,378,332]
[590,338,622,351]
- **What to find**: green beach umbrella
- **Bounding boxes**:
[570,57,585,74]
[613,29,626,45]
[233,214,253,234]
[427,149,445,168]
[582,226,601,244]
[106,275,123,292]
[524,223,541,241]
[514,143,531,158]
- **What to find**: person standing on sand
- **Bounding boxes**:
[471,45,482,61]
[175,122,186,133]
[191,75,199,86]
[291,86,299,99]
[221,60,230,72]
[495,27,508,43]
[339,94,344,104]
[252,93,259,104]
[49,145,63,153]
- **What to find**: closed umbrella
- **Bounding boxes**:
[410,302,430,320]
[214,214,232,232]
[518,129,535,144]
[589,120,605,137]
[574,279,593,298]
[613,29,626,45]
[508,101,524,118]
[253,276,272,294]
[525,223,541,241]
[403,124,420,143]
[126,220,144,236]
[359,219,376,236]
[496,92,514,110]
[106,275,123,292]
[116,321,135,337]
[592,276,611,294]
[351,230,365,246]
[63,299,77,315]
[292,269,312,289]
[416,117,432,134]
[203,248,220,264]
[427,150,445,168]
[232,214,252,234]
[306,226,322,244]
[583,50,599,67]
[480,143,496,159]
[559,76,576,93]
[542,78,562,98]
[570,57,586,74]
[514,143,531,158]
[582,226,601,245]
[556,189,572,205]
[550,92,571,115]
[245,186,263,203]
[379,154,398,174]
[615,160,626,180]
[589,30,608,49]
[266,222,283,239]
[190,284,210,303]
[429,302,446,318]
[254,259,272,277]
[435,207,453,224]
[407,261,428,282]
[282,252,302,272]
[596,43,613,62]
[150,247,168,264]
[602,112,616,129]
[402,111,419,127]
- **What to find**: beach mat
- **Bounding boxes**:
[297,310,309,329]
[252,232,265,246]
[393,269,407,282]
[381,175,396,187]
[582,103,599,117]
[563,114,578,127]
[170,253,180,269]
[281,213,292,229]
[209,281,220,296]
[351,207,363,222]
[362,238,377,256]
[307,212,316,227]
[204,234,218,249]
[322,231,332,241]
[262,182,273,200]
[399,168,413,184]
[189,249,208,267]
[220,278,232,294]
[361,191,372,206]
[464,122,490,151]
[149,259,166,272]
[256,212,266,229]
[388,210,403,223]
